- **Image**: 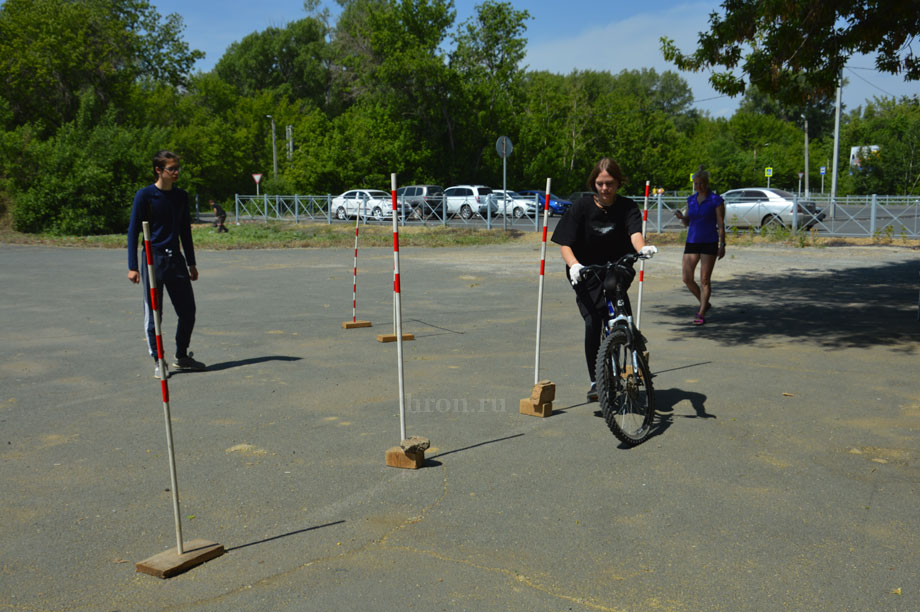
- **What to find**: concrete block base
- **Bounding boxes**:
[136,539,224,579]
[385,446,425,469]
[342,320,372,329]
[376,333,415,343]
[520,398,553,418]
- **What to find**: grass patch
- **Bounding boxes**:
[0,221,533,249]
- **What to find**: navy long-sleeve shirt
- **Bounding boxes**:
[127,184,196,271]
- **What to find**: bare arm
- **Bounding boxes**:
[560,245,578,268]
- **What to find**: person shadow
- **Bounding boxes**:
[204,355,303,372]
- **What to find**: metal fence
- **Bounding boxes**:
[234,193,541,230]
[235,193,920,239]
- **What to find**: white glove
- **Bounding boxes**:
[568,263,585,285]
[639,246,658,258]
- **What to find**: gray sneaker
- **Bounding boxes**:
[154,362,170,379]
[172,352,206,371]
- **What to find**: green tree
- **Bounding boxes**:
[843,96,920,195]
[0,0,202,134]
[214,17,331,109]
[661,0,920,106]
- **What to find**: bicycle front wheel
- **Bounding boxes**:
[595,328,655,445]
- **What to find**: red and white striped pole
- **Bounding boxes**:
[533,178,552,385]
[351,215,360,322]
[636,180,650,329]
[391,173,407,441]
[342,212,371,329]
[142,221,184,556]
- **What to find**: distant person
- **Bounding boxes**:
[674,165,725,325]
[211,200,229,233]
[551,157,657,402]
[127,150,206,379]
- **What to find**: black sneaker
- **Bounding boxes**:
[586,382,598,402]
[172,352,206,371]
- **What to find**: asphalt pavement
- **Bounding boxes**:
[1,239,918,611]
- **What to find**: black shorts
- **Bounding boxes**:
[684,241,719,255]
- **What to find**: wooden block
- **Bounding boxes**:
[529,380,556,405]
[519,398,552,418]
[136,538,224,579]
[342,320,372,329]
[376,333,415,343]
[385,446,424,469]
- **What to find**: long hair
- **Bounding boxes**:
[587,157,627,192]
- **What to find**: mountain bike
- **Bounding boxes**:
[579,252,655,445]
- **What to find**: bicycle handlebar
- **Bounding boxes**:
[578,252,650,279]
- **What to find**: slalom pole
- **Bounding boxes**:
[383,173,429,469]
[342,214,371,329]
[520,178,555,418]
[142,221,184,556]
[351,215,359,323]
[392,173,407,441]
[534,177,552,386]
[135,223,223,579]
[636,181,650,330]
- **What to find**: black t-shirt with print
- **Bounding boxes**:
[551,194,643,267]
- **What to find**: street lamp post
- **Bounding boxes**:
[802,114,810,198]
[266,114,278,179]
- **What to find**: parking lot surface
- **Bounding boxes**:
[1,241,918,611]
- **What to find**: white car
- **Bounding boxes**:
[721,188,825,229]
[443,185,498,219]
[493,189,537,218]
[331,189,410,221]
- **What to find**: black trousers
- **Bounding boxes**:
[140,249,196,360]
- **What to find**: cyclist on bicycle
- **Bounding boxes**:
[551,157,657,402]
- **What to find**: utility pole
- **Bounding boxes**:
[266,114,278,179]
[830,77,842,220]
[802,114,810,198]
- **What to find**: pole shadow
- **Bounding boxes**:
[205,355,303,372]
[226,520,345,552]
[429,433,525,460]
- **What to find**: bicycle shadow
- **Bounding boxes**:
[656,258,919,352]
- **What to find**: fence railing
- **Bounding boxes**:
[234,193,920,239]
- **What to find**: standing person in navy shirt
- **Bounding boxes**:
[674,165,725,326]
[127,151,206,378]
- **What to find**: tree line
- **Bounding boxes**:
[1,0,918,235]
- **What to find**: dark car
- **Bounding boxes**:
[396,185,445,219]
[566,191,595,203]
[517,190,572,216]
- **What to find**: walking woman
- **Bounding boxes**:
[674,165,725,325]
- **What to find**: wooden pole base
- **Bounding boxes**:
[385,446,425,469]
[136,538,224,579]
[376,333,415,343]
[520,380,555,418]
[342,320,372,329]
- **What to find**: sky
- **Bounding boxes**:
[151,0,918,118]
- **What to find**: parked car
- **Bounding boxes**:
[443,185,498,219]
[396,184,445,219]
[720,188,825,229]
[517,190,572,215]
[331,189,410,220]
[566,191,595,203]
[493,189,537,218]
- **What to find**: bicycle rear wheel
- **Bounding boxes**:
[595,328,655,445]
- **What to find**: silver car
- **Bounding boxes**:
[493,189,537,218]
[721,188,825,229]
[331,189,410,221]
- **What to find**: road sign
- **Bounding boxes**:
[820,166,826,175]
[798,171,804,179]
[495,136,513,158]
[765,167,773,178]
[252,173,263,184]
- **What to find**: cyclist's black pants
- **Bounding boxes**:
[572,273,642,383]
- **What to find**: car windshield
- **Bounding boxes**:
[478,187,493,195]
